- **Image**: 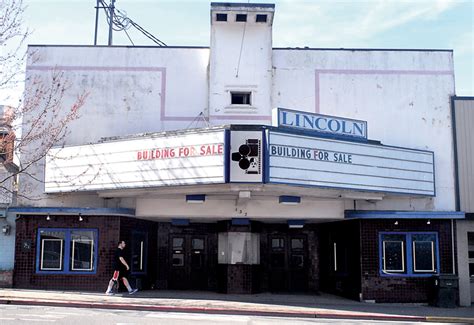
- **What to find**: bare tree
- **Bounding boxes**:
[0,0,88,200]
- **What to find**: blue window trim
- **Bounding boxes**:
[130,231,148,275]
[378,232,440,278]
[36,228,99,275]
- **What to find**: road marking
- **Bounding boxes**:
[145,312,250,322]
[15,314,63,318]
[18,319,56,322]
[46,311,79,316]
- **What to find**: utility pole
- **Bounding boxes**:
[108,0,115,46]
[94,0,100,45]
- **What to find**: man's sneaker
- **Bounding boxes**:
[105,291,114,296]
[128,289,138,295]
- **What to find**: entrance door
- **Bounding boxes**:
[169,235,207,290]
[269,234,308,292]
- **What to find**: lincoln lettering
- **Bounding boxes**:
[279,110,366,139]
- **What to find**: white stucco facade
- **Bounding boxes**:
[17,3,456,222]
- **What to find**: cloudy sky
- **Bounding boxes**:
[16,0,474,98]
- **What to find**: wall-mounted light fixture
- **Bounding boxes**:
[279,195,301,205]
[288,219,305,229]
[186,194,206,203]
[394,220,399,225]
[427,219,431,225]
[78,213,83,222]
[232,218,250,226]
[46,214,51,221]
[2,224,11,235]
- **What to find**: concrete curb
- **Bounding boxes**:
[0,298,434,322]
[426,316,474,324]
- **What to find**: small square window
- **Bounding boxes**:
[216,13,227,22]
[231,92,251,105]
[291,238,304,250]
[236,14,247,22]
[256,14,267,23]
[271,238,284,249]
[192,238,204,250]
[172,237,184,249]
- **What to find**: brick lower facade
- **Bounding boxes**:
[360,219,454,303]
[319,219,455,303]
[12,215,454,302]
[13,214,156,292]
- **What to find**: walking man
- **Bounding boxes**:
[106,240,138,295]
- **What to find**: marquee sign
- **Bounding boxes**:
[267,131,435,196]
[45,129,226,193]
[273,108,367,140]
[45,121,435,197]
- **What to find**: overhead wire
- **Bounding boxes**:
[99,0,166,46]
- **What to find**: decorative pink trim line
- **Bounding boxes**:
[314,69,455,113]
[209,115,272,121]
[27,65,165,72]
[26,65,198,121]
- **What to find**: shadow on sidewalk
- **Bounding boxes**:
[106,289,474,318]
[2,288,474,319]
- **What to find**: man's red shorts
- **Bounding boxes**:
[112,270,121,281]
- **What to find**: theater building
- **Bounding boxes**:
[10,3,463,302]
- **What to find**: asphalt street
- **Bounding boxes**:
[0,305,456,325]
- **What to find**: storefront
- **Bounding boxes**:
[11,108,462,302]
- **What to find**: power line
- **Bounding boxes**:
[95,0,167,46]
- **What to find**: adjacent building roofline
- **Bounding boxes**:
[452,96,474,100]
[211,2,275,9]
[27,44,453,53]
[273,47,454,53]
[28,44,209,49]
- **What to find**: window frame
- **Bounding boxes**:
[40,238,64,271]
[412,240,435,272]
[71,238,94,271]
[36,228,99,275]
[379,232,439,277]
[382,240,405,273]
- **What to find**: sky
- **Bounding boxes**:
[7,0,474,102]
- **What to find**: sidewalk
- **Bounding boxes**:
[0,289,473,323]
